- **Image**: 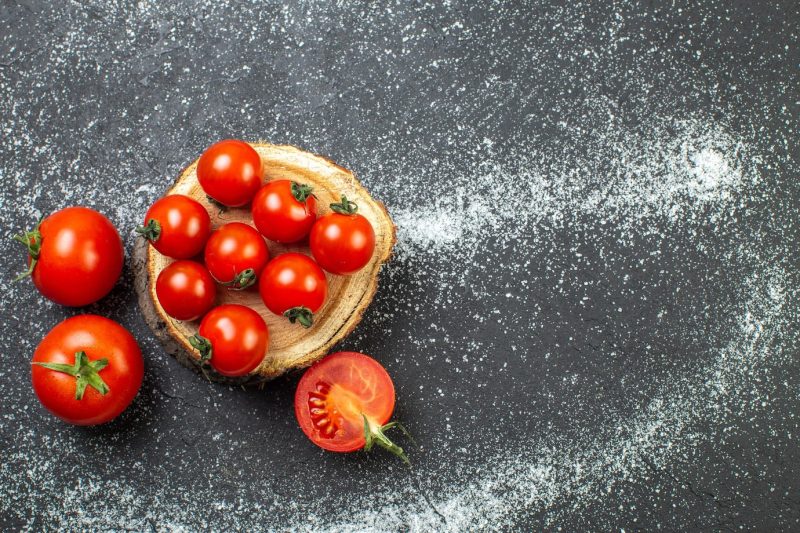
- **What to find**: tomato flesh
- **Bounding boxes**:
[258,253,328,319]
[198,304,269,376]
[29,207,124,307]
[251,180,317,243]
[204,222,270,288]
[294,352,395,452]
[32,315,144,425]
[156,260,216,321]
[141,195,210,259]
[197,139,263,207]
[310,212,375,275]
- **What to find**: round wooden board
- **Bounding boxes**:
[133,143,396,384]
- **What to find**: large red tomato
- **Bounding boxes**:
[204,222,270,290]
[137,195,210,259]
[32,315,144,425]
[156,260,216,321]
[294,351,409,462]
[189,304,269,377]
[197,139,263,207]
[309,196,375,275]
[13,207,124,307]
[258,253,327,327]
[251,180,318,243]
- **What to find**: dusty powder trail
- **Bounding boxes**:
[0,1,798,531]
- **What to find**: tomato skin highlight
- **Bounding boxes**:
[32,315,144,426]
[156,260,216,321]
[196,304,269,376]
[258,253,327,318]
[251,180,317,243]
[140,195,210,259]
[197,139,263,207]
[26,207,124,307]
[294,352,396,453]
[310,212,375,275]
[204,222,270,289]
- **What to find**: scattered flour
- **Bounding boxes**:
[393,117,758,257]
[0,1,796,531]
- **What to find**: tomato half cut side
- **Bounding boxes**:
[294,352,410,462]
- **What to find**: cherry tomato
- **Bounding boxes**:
[189,304,268,377]
[310,196,375,275]
[294,351,409,462]
[156,260,216,321]
[258,253,327,327]
[32,315,144,425]
[197,139,263,207]
[13,207,124,307]
[137,195,210,259]
[204,222,270,290]
[251,180,318,243]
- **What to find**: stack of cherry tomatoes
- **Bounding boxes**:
[141,139,377,377]
[16,140,409,463]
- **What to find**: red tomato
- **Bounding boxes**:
[251,180,318,243]
[189,304,268,377]
[13,207,123,307]
[204,222,270,290]
[197,139,263,207]
[156,260,216,321]
[294,352,409,462]
[258,253,327,327]
[310,196,375,275]
[137,195,210,259]
[32,315,144,425]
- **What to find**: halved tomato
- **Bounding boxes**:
[294,351,409,462]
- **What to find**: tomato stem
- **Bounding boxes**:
[330,195,358,215]
[362,414,413,465]
[134,219,161,243]
[11,219,43,281]
[291,181,315,203]
[221,268,257,290]
[187,334,213,381]
[283,306,314,328]
[188,334,212,363]
[33,351,110,400]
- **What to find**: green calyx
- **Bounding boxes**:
[330,195,358,215]
[188,334,212,364]
[291,181,314,203]
[135,219,162,243]
[221,268,257,290]
[34,351,110,400]
[283,306,314,328]
[11,218,43,281]
[362,414,413,465]
[187,334,213,381]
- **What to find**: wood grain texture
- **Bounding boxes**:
[134,143,396,384]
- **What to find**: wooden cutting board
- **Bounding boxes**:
[132,143,396,385]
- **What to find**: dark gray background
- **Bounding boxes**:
[1,1,798,531]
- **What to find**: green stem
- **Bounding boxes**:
[330,195,358,215]
[33,351,110,400]
[135,219,161,243]
[12,219,43,281]
[220,268,256,290]
[291,181,315,203]
[362,414,412,465]
[188,334,212,364]
[283,306,314,328]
